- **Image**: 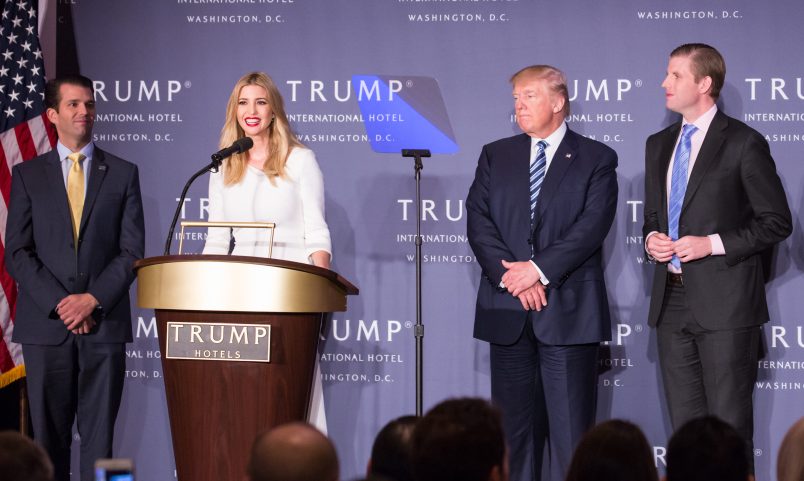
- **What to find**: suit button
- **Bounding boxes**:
[68,277,75,283]
[78,272,86,278]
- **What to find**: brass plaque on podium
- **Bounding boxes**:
[165,322,271,362]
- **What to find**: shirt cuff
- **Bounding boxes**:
[708,234,725,255]
[644,231,659,259]
[529,260,549,285]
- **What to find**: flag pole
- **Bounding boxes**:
[19,379,28,435]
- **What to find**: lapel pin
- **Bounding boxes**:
[98,165,107,171]
[565,153,572,158]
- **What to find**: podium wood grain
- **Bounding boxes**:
[135,255,357,481]
[156,310,320,481]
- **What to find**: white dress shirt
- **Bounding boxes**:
[646,104,725,272]
[528,122,568,285]
[57,141,94,197]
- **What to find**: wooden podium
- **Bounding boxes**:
[134,255,358,481]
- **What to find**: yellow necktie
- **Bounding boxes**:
[67,152,86,245]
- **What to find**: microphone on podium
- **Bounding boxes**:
[163,137,255,255]
[211,137,254,166]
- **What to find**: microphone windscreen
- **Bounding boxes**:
[235,137,254,152]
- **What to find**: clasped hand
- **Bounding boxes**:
[56,293,99,335]
[646,233,712,263]
[501,260,547,311]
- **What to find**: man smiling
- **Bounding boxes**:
[5,75,145,481]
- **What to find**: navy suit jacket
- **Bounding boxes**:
[467,128,618,346]
[6,147,145,345]
[643,110,791,329]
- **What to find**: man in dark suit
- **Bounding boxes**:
[5,75,145,481]
[467,65,618,481]
[643,44,791,463]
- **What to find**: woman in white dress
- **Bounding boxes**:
[203,71,331,431]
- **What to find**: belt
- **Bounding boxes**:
[667,272,684,287]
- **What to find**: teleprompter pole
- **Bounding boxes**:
[402,148,431,416]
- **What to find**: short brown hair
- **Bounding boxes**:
[0,431,54,481]
[44,75,94,111]
[412,398,505,481]
[778,417,804,481]
[670,43,726,100]
[369,415,418,481]
[510,64,571,117]
[565,420,658,481]
[666,416,749,481]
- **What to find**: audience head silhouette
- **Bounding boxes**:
[0,431,54,481]
[777,417,804,481]
[367,415,418,481]
[665,416,752,481]
[412,398,507,481]
[565,419,658,481]
[247,422,338,481]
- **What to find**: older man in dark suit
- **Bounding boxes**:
[643,43,791,464]
[5,75,145,481]
[467,65,618,481]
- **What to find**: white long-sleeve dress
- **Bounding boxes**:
[202,146,331,432]
[203,146,331,260]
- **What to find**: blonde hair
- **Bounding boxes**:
[220,72,301,185]
[778,417,804,481]
[510,64,571,118]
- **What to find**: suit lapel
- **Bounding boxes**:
[682,111,727,213]
[532,129,578,229]
[504,134,531,229]
[45,150,73,229]
[80,148,108,236]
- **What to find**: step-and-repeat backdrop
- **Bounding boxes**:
[58,1,803,479]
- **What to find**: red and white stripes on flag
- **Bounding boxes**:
[0,0,57,388]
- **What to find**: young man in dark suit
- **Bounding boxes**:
[467,65,618,481]
[643,44,791,463]
[5,75,145,481]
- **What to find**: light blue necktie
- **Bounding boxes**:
[668,124,698,269]
[530,140,547,223]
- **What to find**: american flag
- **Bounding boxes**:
[0,0,56,388]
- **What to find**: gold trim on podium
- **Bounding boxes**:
[134,255,357,481]
[135,255,357,313]
[178,220,276,258]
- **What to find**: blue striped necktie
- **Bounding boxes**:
[530,140,547,223]
[668,124,698,269]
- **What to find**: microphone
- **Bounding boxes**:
[212,137,254,163]
[163,137,254,255]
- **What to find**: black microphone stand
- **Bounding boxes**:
[402,148,430,416]
[162,157,222,255]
